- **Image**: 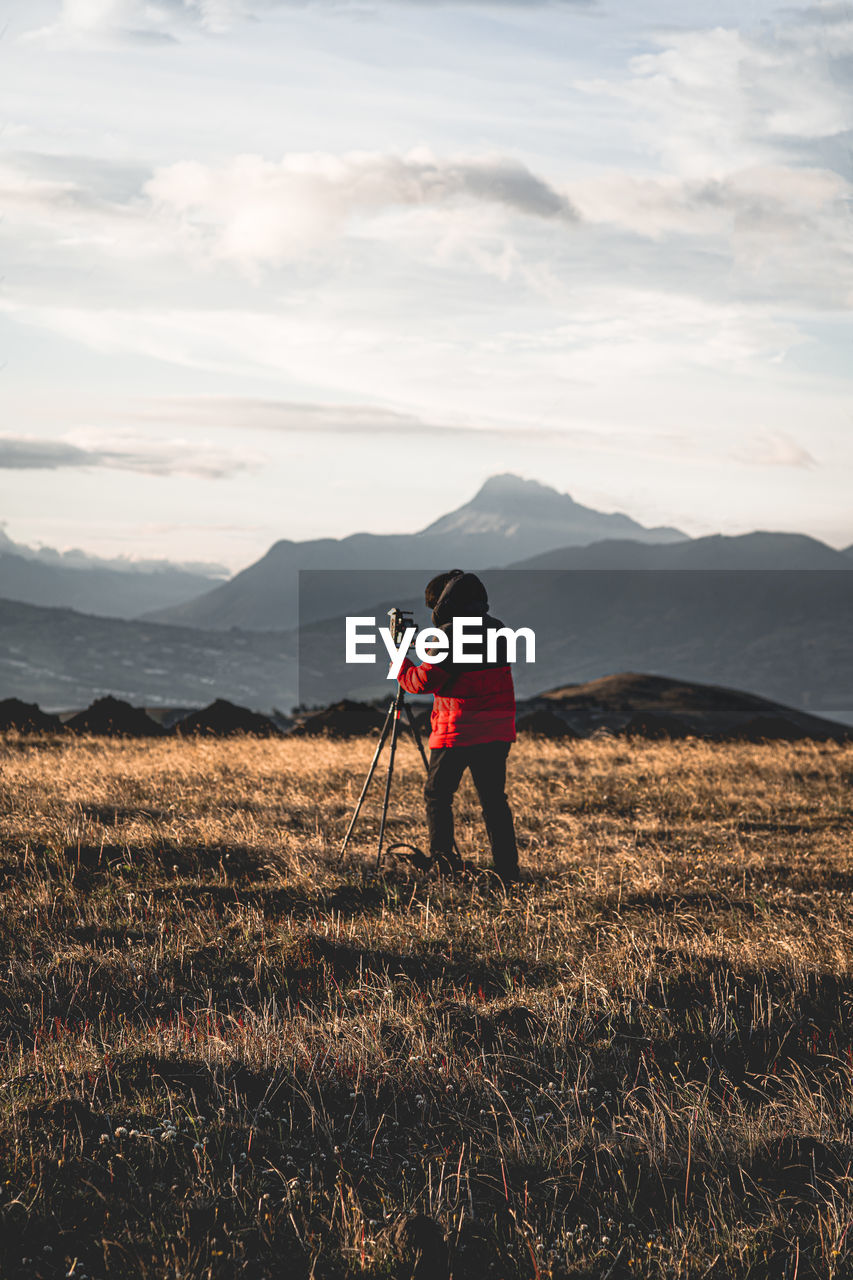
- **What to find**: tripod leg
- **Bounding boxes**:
[375,702,403,871]
[338,702,394,862]
[402,699,430,772]
[401,694,462,865]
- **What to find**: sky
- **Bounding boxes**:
[2,0,853,569]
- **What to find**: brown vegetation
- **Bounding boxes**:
[0,732,852,1278]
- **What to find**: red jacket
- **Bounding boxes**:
[397,656,516,749]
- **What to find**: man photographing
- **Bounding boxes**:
[396,570,520,885]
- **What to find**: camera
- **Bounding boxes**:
[387,607,414,644]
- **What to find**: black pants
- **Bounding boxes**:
[425,741,518,879]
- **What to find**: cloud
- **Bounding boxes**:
[136,398,463,433]
[143,150,578,267]
[0,434,260,478]
[0,148,577,274]
[578,15,853,180]
[126,395,578,437]
[1,290,806,414]
[732,430,819,469]
[568,162,853,306]
[566,10,853,307]
[28,0,594,44]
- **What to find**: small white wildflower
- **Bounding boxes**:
[129,1129,141,1139]
[115,1126,128,1138]
[99,1133,111,1145]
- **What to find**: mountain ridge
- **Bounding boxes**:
[420,474,685,542]
[509,531,852,571]
[145,474,690,631]
[0,549,227,621]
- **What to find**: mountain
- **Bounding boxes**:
[420,473,685,543]
[147,475,688,631]
[0,598,296,711]
[509,531,853,571]
[844,544,853,560]
[292,562,853,715]
[0,530,226,620]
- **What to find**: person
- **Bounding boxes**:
[396,569,519,884]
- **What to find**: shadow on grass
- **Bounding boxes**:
[6,1044,852,1280]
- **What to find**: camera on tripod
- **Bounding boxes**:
[387,607,414,645]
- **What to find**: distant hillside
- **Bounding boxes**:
[539,672,849,739]
[292,564,853,714]
[0,530,225,619]
[0,599,295,711]
[146,475,688,631]
[510,531,853,571]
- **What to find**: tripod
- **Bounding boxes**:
[339,682,430,870]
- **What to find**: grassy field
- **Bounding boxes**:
[1,733,852,1279]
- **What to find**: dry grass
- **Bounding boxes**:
[1,732,852,1279]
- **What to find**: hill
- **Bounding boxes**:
[0,529,226,619]
[509,530,852,570]
[538,672,850,739]
[0,598,296,711]
[293,563,853,714]
[145,475,688,631]
[6,546,853,717]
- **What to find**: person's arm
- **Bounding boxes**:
[396,655,451,695]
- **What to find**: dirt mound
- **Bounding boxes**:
[727,714,809,742]
[0,698,63,733]
[622,711,690,740]
[291,699,385,738]
[516,709,579,739]
[66,696,165,738]
[174,699,282,737]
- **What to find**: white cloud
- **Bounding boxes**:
[0,288,808,424]
[29,0,594,44]
[731,430,818,469]
[0,148,576,274]
[27,0,246,43]
[569,162,853,305]
[578,16,853,179]
[143,150,577,267]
